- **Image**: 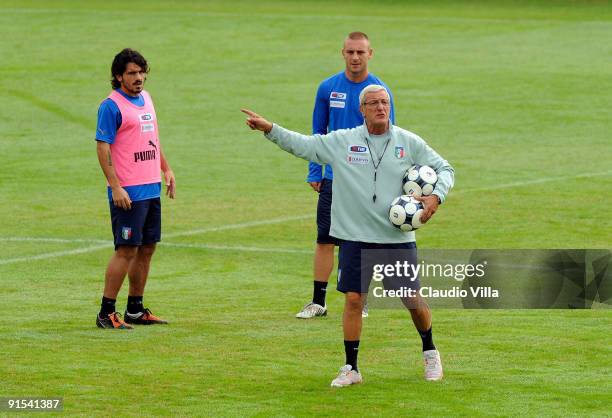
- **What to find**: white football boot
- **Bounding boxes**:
[295,302,327,319]
[330,364,363,387]
[423,349,443,381]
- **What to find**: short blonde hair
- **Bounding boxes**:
[347,31,369,41]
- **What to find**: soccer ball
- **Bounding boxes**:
[403,165,437,197]
[388,195,425,231]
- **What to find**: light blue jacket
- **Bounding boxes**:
[266,123,454,243]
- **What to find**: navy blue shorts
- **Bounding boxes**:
[110,197,161,250]
[337,240,419,294]
[316,179,339,245]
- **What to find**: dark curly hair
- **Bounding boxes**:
[110,48,149,89]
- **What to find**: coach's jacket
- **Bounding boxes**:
[265,123,454,243]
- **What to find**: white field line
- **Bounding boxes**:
[157,245,578,272]
[163,214,313,238]
[0,237,107,244]
[0,241,310,265]
[454,170,612,195]
[0,243,111,265]
[161,242,311,254]
[0,215,314,265]
[1,170,610,265]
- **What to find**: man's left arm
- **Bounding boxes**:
[159,148,176,199]
[412,136,454,223]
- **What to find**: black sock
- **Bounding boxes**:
[418,327,436,351]
[313,281,328,306]
[100,296,116,316]
[127,295,144,314]
[344,340,360,372]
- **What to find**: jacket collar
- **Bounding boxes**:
[360,121,394,140]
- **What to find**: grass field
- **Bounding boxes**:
[0,0,611,416]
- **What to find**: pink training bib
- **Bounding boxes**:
[107,89,162,187]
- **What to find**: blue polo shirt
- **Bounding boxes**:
[307,72,395,182]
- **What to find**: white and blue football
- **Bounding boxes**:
[388,195,425,232]
[402,165,437,197]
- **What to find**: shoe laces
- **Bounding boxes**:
[307,304,321,313]
[425,355,439,370]
[339,365,353,376]
[141,308,156,319]
[109,312,125,324]
[301,303,322,314]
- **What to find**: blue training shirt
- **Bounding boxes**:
[95,89,161,202]
[307,71,395,182]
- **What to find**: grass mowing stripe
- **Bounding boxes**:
[2,7,609,24]
[5,88,92,130]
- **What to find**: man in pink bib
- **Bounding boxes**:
[95,48,176,329]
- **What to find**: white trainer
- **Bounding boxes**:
[295,302,327,319]
[330,365,363,387]
[423,349,443,381]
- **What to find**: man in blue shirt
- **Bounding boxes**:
[296,32,395,319]
[95,48,176,329]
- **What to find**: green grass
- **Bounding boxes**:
[0,0,610,416]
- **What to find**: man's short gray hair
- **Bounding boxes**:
[359,85,389,105]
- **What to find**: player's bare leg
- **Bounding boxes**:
[314,243,335,283]
[124,243,167,325]
[127,243,156,296]
[343,292,365,340]
[103,245,138,299]
[402,294,432,332]
[402,295,443,381]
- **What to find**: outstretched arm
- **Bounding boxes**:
[241,109,337,166]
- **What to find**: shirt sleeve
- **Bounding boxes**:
[307,82,330,182]
[266,124,339,166]
[411,135,455,203]
[95,99,121,144]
